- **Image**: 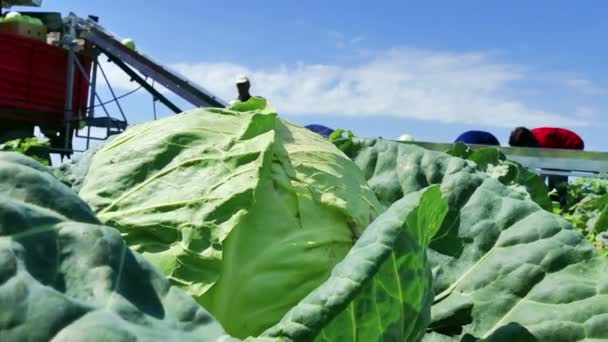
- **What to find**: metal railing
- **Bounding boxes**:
[399,141,608,179]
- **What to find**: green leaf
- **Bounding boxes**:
[329,129,357,155]
[556,179,608,252]
[463,147,502,170]
[0,152,240,342]
[54,138,114,192]
[445,142,471,159]
[350,138,608,341]
[593,205,608,233]
[0,152,99,224]
[262,185,448,342]
[0,137,50,166]
[511,161,552,211]
[445,143,551,211]
[559,184,608,252]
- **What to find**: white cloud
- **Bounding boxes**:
[564,78,607,96]
[98,47,592,128]
[170,48,587,128]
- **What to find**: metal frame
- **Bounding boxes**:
[62,15,76,151]
[83,52,98,149]
[52,13,229,157]
[399,140,608,179]
[72,53,126,130]
[69,13,226,108]
[97,59,127,123]
[58,15,128,155]
[102,51,182,114]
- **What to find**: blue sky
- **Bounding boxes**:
[19,1,608,150]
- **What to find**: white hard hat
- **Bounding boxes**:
[235,75,250,84]
[398,133,415,142]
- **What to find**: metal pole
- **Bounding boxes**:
[98,61,127,122]
[85,55,99,149]
[63,18,77,153]
[86,11,100,151]
[102,52,183,114]
[73,56,121,131]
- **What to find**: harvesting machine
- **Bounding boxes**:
[0,0,225,160]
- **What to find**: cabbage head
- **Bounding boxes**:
[122,38,136,50]
[4,11,21,22]
[78,98,383,338]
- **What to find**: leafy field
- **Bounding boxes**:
[415,141,608,255]
[555,178,608,255]
[2,101,608,341]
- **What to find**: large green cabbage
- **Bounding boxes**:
[348,138,608,341]
[77,99,385,338]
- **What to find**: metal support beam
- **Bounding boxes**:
[98,60,127,122]
[71,14,226,108]
[62,17,77,153]
[102,51,183,114]
[72,55,125,132]
[85,55,99,149]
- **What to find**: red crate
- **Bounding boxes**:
[0,31,91,128]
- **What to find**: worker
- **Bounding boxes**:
[398,133,415,142]
[509,125,585,161]
[507,126,538,148]
[454,130,500,146]
[509,126,585,202]
[229,75,264,106]
[235,75,252,102]
[510,127,584,150]
[305,124,334,138]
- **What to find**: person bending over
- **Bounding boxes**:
[510,127,583,150]
[305,124,334,138]
[509,126,585,203]
[454,130,501,146]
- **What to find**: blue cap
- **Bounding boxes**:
[305,124,334,138]
[455,130,500,146]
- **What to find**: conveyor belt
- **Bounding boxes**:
[69,14,226,109]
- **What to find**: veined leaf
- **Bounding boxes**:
[351,139,608,341]
[0,152,240,342]
[262,185,448,342]
[445,142,551,211]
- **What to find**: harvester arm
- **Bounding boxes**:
[69,13,226,109]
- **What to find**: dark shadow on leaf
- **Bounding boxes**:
[17,228,61,287]
[428,297,473,336]
[115,247,166,319]
[430,211,464,258]
[475,322,537,342]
